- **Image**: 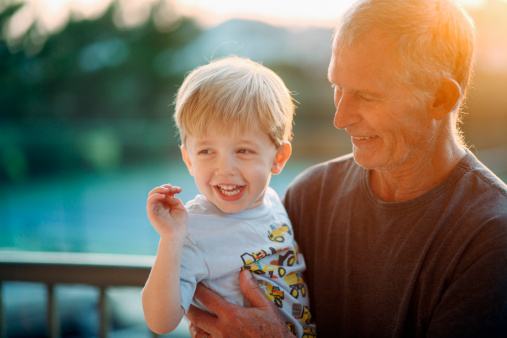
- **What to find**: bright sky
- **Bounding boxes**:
[2,0,491,42]
[177,0,487,27]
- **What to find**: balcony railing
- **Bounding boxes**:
[0,250,159,338]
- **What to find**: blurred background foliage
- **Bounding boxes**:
[0,0,505,186]
[1,0,202,183]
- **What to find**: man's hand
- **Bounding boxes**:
[187,270,295,338]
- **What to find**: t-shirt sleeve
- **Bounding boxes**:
[427,216,507,337]
[180,237,209,312]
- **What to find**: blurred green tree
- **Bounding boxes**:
[0,0,202,183]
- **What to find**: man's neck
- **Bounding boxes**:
[370,141,466,202]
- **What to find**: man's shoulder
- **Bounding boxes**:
[458,152,507,210]
[453,152,507,226]
[290,153,356,186]
[285,153,360,200]
[461,151,507,198]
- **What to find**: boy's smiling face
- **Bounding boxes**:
[181,124,291,214]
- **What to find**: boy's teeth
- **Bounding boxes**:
[222,189,239,196]
[217,184,242,195]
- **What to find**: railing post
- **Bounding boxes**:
[0,282,5,338]
[0,251,158,337]
[99,286,109,338]
[47,283,59,338]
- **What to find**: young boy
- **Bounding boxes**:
[142,56,315,337]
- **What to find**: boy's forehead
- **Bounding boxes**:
[190,128,259,140]
[185,122,272,144]
[203,119,265,135]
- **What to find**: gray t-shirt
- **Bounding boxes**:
[284,151,507,338]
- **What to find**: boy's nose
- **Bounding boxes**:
[215,155,237,175]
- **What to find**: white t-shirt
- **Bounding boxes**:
[179,187,315,337]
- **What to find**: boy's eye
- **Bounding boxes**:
[197,149,212,155]
[238,148,255,154]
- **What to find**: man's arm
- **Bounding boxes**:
[428,249,507,337]
[428,217,507,337]
[187,270,295,338]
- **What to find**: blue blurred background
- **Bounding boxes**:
[1,0,506,336]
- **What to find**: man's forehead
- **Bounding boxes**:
[332,28,397,56]
[329,33,401,83]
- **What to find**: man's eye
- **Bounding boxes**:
[358,93,375,102]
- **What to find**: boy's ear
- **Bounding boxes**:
[271,142,292,175]
[430,78,462,120]
[180,145,194,176]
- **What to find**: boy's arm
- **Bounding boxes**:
[142,237,185,334]
[142,184,187,334]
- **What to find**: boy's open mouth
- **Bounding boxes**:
[214,184,246,198]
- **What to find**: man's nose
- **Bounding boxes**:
[333,93,360,129]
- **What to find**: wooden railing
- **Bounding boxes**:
[0,250,158,338]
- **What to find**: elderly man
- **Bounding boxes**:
[187,0,507,337]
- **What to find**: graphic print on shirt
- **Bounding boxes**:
[284,272,307,299]
[241,246,287,278]
[268,223,291,242]
[239,223,316,337]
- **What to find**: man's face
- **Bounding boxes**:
[181,125,282,214]
[328,31,435,172]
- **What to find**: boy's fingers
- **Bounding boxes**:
[148,187,167,197]
[239,270,272,308]
[148,196,184,216]
[148,185,182,196]
[147,193,166,205]
[160,184,182,192]
[167,197,185,210]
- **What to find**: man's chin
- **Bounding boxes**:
[352,150,382,171]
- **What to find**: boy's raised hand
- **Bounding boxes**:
[146,184,188,240]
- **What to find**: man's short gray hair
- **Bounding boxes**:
[334,0,476,107]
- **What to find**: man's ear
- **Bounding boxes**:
[180,144,194,176]
[271,142,292,175]
[430,78,462,120]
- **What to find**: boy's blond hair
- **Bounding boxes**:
[174,56,295,147]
